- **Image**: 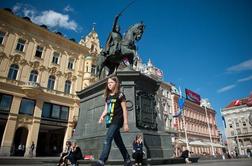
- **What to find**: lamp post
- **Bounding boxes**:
[204,105,215,156]
[182,110,190,151]
[232,117,242,156]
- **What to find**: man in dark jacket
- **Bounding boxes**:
[181,150,191,164]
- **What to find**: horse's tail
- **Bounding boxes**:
[98,64,104,79]
[96,55,106,78]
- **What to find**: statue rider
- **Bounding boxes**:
[101,14,122,57]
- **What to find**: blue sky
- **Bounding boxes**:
[1,0,252,136]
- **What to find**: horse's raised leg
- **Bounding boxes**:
[107,65,115,76]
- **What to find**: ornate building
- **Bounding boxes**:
[171,87,222,157]
[0,9,100,156]
[133,54,221,157]
[134,57,163,80]
[221,94,252,156]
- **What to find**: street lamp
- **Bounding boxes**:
[232,117,242,156]
[203,105,215,156]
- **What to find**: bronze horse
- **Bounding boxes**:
[96,22,144,78]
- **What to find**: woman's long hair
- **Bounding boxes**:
[104,76,120,98]
[134,134,142,144]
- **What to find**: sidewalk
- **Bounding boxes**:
[0,156,251,166]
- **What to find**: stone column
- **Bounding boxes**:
[0,96,21,156]
[24,99,43,157]
[62,106,75,150]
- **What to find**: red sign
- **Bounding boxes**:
[234,100,241,106]
[185,89,201,105]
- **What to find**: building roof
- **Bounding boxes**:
[225,95,252,108]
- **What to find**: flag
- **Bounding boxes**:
[173,108,183,117]
[222,116,226,128]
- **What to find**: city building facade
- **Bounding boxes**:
[221,94,252,156]
[133,55,222,157]
[171,88,222,157]
[0,9,99,156]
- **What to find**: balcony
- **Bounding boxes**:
[22,81,43,97]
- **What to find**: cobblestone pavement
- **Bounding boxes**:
[0,158,251,166]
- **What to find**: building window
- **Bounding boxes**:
[7,64,19,80]
[29,70,38,83]
[231,130,234,136]
[68,58,74,70]
[243,128,248,134]
[85,63,89,72]
[64,80,71,94]
[19,98,35,115]
[91,44,94,52]
[91,65,96,75]
[61,106,69,120]
[15,38,26,52]
[0,31,6,45]
[229,124,233,128]
[0,93,13,112]
[42,102,51,118]
[51,105,60,118]
[52,52,60,64]
[42,102,69,121]
[47,75,55,90]
[35,46,43,58]
[236,129,241,135]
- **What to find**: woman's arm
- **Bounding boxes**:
[121,100,129,132]
[99,103,107,124]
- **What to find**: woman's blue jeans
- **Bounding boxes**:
[99,124,130,163]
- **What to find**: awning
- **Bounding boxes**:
[246,144,252,148]
[189,140,209,146]
[205,142,225,148]
[176,138,188,144]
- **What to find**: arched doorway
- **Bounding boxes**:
[12,127,28,156]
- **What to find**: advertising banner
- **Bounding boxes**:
[185,89,201,105]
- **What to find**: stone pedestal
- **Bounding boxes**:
[75,70,173,160]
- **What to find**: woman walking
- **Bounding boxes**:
[96,76,132,166]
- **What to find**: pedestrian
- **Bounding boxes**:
[30,141,35,157]
[57,141,72,166]
[18,143,24,156]
[227,152,231,159]
[64,141,83,166]
[96,76,132,166]
[247,148,251,158]
[53,145,57,155]
[181,150,191,164]
[132,134,144,166]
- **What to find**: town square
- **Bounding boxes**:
[0,0,251,165]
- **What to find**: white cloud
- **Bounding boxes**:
[33,10,78,31]
[12,3,78,31]
[64,5,74,12]
[217,84,236,93]
[12,3,21,13]
[227,59,252,72]
[237,75,252,82]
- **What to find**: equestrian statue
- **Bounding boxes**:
[96,13,144,78]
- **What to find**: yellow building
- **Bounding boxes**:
[0,9,100,156]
